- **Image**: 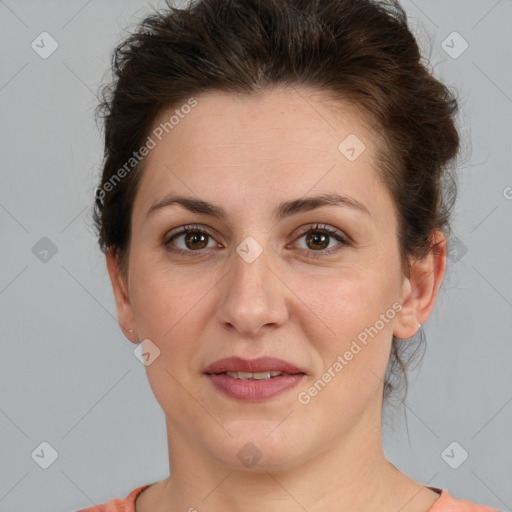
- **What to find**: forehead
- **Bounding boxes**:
[133,87,391,221]
[149,86,376,158]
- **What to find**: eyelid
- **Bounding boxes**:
[163,222,350,256]
[294,223,345,239]
[164,223,220,241]
[290,223,350,256]
[163,223,222,254]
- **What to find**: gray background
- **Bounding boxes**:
[1,0,511,511]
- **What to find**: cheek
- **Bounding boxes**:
[127,253,222,384]
[128,250,212,340]
[128,261,212,420]
[294,279,396,427]
[304,264,400,387]
[315,267,398,335]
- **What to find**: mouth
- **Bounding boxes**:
[203,355,306,376]
[221,370,299,380]
[204,356,306,401]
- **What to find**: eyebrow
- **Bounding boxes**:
[145,192,371,221]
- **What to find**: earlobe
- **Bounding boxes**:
[393,231,447,339]
[105,248,138,344]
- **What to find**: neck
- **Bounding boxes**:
[136,401,437,512]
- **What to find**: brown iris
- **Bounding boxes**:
[306,232,329,250]
[185,232,209,250]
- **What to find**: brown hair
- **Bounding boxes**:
[93,0,460,406]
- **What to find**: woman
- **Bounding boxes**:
[78,0,499,511]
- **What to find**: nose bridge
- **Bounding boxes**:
[217,236,288,335]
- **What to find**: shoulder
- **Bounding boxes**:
[428,488,502,512]
[76,484,152,512]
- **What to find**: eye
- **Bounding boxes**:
[163,223,350,258]
[163,224,220,255]
[292,223,349,257]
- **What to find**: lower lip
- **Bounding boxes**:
[206,373,305,401]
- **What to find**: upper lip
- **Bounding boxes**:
[203,356,305,375]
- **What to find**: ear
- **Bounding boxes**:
[106,248,138,344]
[394,230,447,339]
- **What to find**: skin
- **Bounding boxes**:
[107,87,447,512]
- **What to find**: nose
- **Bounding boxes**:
[216,242,290,337]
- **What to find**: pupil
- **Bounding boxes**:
[183,231,330,251]
[186,232,207,250]
[307,232,328,250]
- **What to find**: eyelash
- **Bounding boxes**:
[163,223,350,258]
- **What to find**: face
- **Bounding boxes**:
[108,87,439,472]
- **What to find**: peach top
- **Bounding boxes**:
[76,485,501,511]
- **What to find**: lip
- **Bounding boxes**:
[203,356,305,375]
[206,373,305,401]
[204,356,306,402]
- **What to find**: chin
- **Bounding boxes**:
[210,423,307,472]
